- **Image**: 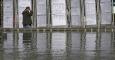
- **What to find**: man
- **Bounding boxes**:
[22,6,33,28]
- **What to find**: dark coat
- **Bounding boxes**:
[22,10,33,25]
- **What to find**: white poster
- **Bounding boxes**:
[37,0,47,27]
[85,0,96,25]
[71,0,81,26]
[52,0,67,26]
[100,0,112,24]
[3,0,13,28]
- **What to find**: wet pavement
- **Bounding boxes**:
[0,31,115,60]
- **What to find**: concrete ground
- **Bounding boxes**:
[0,31,115,60]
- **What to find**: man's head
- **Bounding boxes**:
[26,6,30,10]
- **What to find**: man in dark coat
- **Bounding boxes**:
[22,6,33,28]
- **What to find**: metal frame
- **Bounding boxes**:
[46,32,52,52]
[31,0,37,28]
[81,32,86,50]
[111,32,115,49]
[112,0,114,26]
[83,0,86,28]
[13,0,19,28]
[50,0,52,28]
[46,0,49,27]
[66,0,71,27]
[47,0,52,28]
[80,0,86,28]
[96,0,101,32]
[0,0,3,28]
[79,0,83,28]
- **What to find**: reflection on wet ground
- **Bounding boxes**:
[0,31,115,60]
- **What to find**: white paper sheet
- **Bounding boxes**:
[52,15,66,26]
[37,16,47,27]
[71,15,81,26]
[86,14,96,25]
[85,0,96,25]
[3,0,13,28]
[37,0,47,27]
[100,1,112,24]
[52,0,66,26]
[71,0,81,26]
